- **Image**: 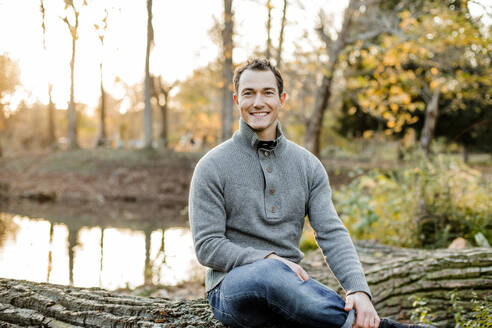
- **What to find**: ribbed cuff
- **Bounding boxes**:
[344,273,372,300]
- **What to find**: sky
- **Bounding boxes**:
[0,0,489,115]
[0,0,348,114]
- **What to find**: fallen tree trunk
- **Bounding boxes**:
[1,244,490,327]
[0,279,220,327]
[304,243,492,327]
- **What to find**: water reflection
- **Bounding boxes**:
[0,200,205,291]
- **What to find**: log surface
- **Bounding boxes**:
[1,243,491,327]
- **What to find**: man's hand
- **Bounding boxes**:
[345,292,380,328]
[265,253,309,281]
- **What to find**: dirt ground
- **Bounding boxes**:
[0,148,381,205]
[1,148,490,205]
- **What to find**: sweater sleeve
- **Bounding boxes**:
[307,158,372,298]
[189,157,273,272]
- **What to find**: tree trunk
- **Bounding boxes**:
[304,0,360,157]
[47,84,56,148]
[143,0,154,149]
[160,102,168,149]
[68,26,79,150]
[420,88,440,156]
[41,0,56,149]
[303,243,492,327]
[151,76,173,149]
[0,104,5,157]
[463,145,469,163]
[1,243,489,327]
[221,0,234,142]
[265,0,272,60]
[96,62,107,147]
[275,0,288,69]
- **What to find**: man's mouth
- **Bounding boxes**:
[250,112,269,117]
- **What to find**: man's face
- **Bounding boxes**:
[234,69,286,140]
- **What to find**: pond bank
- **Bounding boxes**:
[0,149,383,205]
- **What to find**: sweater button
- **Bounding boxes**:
[267,167,273,173]
[269,188,275,195]
[271,206,276,213]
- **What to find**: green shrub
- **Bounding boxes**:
[409,292,492,327]
[333,155,492,248]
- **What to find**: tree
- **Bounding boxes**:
[275,0,288,69]
[304,0,362,157]
[173,62,222,149]
[95,9,109,147]
[143,0,154,149]
[265,0,273,59]
[339,0,492,157]
[0,55,20,157]
[221,0,234,142]
[61,0,86,150]
[40,0,56,149]
[151,76,176,149]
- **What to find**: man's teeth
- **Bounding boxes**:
[252,112,268,116]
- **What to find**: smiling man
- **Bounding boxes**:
[189,57,428,328]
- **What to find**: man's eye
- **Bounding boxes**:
[265,91,275,95]
[243,92,252,96]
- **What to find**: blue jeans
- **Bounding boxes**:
[207,258,355,328]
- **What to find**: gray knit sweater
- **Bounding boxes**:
[188,118,371,297]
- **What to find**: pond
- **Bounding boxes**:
[0,200,205,293]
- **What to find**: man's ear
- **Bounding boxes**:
[280,92,287,105]
[233,93,239,106]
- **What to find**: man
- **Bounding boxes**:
[189,57,428,328]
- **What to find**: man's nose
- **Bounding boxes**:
[253,94,264,108]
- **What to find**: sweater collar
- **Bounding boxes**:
[233,118,287,155]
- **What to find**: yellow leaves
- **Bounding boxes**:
[348,107,357,115]
[430,79,440,90]
[390,103,398,112]
[362,130,373,139]
[389,85,402,95]
[382,111,393,120]
[383,53,397,66]
[399,10,411,19]
[399,11,417,30]
[431,67,439,75]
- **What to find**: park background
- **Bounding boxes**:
[0,0,491,326]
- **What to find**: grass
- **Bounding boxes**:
[0,148,205,174]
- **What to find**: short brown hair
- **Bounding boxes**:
[233,57,284,97]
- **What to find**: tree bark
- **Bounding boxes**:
[275,0,288,69]
[304,243,492,327]
[0,104,5,157]
[144,0,154,149]
[151,77,174,149]
[265,0,272,60]
[47,84,56,148]
[304,0,360,157]
[67,13,79,150]
[221,0,234,142]
[40,0,56,149]
[96,62,107,147]
[1,243,489,327]
[420,88,440,156]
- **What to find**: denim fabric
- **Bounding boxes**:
[207,258,355,328]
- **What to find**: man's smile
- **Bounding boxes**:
[251,112,269,117]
